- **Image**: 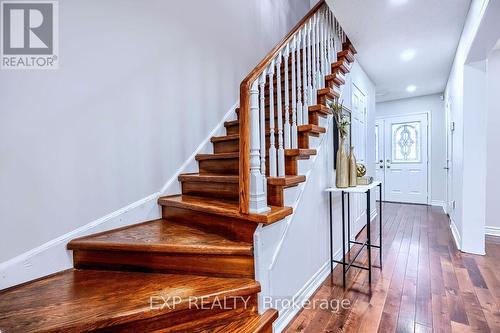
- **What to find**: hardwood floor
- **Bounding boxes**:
[285,202,500,333]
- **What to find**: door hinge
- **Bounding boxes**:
[450,121,455,132]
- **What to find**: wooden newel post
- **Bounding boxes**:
[249,79,270,213]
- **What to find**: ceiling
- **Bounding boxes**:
[327,0,471,102]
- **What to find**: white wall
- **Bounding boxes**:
[485,49,500,232]
[444,0,489,254]
[376,94,446,205]
[254,62,376,331]
[0,0,310,262]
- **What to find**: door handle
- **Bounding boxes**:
[387,165,391,169]
[443,167,450,170]
[379,165,384,169]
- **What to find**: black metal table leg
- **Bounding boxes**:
[347,193,351,243]
[379,183,383,267]
[329,192,333,273]
[367,189,372,283]
[341,191,346,288]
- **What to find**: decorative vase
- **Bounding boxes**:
[349,147,357,187]
[336,137,349,188]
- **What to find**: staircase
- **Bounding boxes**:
[0,1,356,332]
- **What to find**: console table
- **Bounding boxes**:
[325,181,382,288]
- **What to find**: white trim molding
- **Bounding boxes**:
[272,248,342,333]
[450,218,462,250]
[431,200,446,210]
[485,226,500,237]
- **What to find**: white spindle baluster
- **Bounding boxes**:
[276,53,285,177]
[324,10,328,74]
[268,61,277,178]
[306,19,313,105]
[303,26,309,125]
[259,70,267,176]
[311,16,317,105]
[296,30,303,126]
[322,9,327,80]
[283,45,291,150]
[318,11,324,89]
[314,13,321,89]
[326,12,330,73]
[249,79,269,213]
[328,11,333,70]
[291,36,298,148]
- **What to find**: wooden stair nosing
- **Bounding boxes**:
[331,60,350,74]
[179,173,239,183]
[158,195,292,224]
[267,175,306,187]
[343,41,357,54]
[226,121,325,136]
[67,219,253,256]
[337,49,355,63]
[317,87,340,99]
[298,124,326,135]
[308,104,331,116]
[196,152,239,161]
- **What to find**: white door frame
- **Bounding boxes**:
[444,98,453,215]
[375,111,432,205]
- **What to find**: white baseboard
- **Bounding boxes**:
[431,200,445,210]
[485,226,500,237]
[0,102,239,291]
[450,218,461,250]
[272,248,342,333]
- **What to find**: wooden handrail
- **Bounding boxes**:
[239,0,326,214]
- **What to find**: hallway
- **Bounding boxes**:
[285,203,500,332]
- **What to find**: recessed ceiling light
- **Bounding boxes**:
[401,49,415,61]
[390,0,408,5]
[406,85,417,93]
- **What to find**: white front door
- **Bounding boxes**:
[376,113,429,204]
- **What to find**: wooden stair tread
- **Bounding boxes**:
[332,59,350,74]
[196,152,239,160]
[158,195,292,224]
[284,148,316,157]
[343,41,357,54]
[68,219,252,255]
[203,309,278,333]
[308,104,331,115]
[179,173,239,183]
[267,175,306,186]
[298,124,326,134]
[317,87,340,98]
[211,134,240,143]
[337,49,355,63]
[180,173,304,187]
[0,269,260,333]
[224,120,325,136]
[326,73,346,86]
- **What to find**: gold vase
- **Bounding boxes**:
[336,137,349,188]
[349,146,357,187]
